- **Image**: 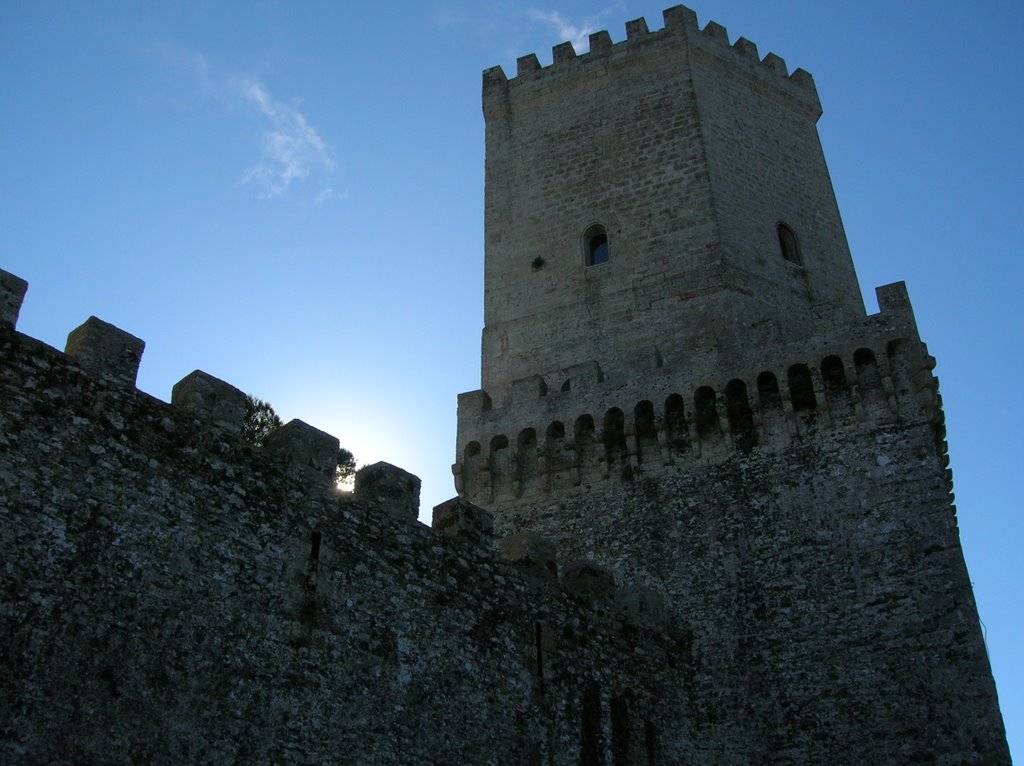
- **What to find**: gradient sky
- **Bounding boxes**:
[2,1,1021,757]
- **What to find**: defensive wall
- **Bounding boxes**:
[455,4,1011,762]
[1,3,1013,762]
[479,5,862,403]
[0,268,694,765]
[456,281,937,507]
[455,277,1010,762]
[455,282,1009,763]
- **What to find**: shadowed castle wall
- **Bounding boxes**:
[457,5,1010,763]
[0,271,692,765]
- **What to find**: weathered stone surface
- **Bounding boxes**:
[499,531,558,583]
[263,418,339,486]
[171,369,247,434]
[0,268,28,330]
[561,560,617,608]
[65,315,145,386]
[614,586,666,627]
[0,319,689,765]
[432,496,493,542]
[354,461,421,521]
[454,4,1010,763]
[0,3,1010,764]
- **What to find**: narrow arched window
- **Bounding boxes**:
[757,371,782,409]
[517,428,537,452]
[854,348,880,388]
[777,222,802,266]
[634,400,658,464]
[584,224,609,266]
[821,355,846,391]
[603,408,627,463]
[517,428,538,488]
[725,379,756,452]
[665,393,689,451]
[787,364,817,412]
[694,387,719,437]
[574,414,595,443]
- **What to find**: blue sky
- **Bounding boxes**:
[2,0,1022,756]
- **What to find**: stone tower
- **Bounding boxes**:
[455,6,1009,763]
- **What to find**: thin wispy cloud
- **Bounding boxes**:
[231,77,335,199]
[527,6,623,53]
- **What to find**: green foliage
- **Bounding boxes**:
[242,395,358,486]
[241,396,282,447]
[336,448,356,485]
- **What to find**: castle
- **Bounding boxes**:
[0,6,1010,765]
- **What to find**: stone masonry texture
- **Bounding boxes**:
[0,298,691,764]
[0,4,1011,765]
[457,4,1010,764]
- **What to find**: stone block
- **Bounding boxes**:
[702,21,729,45]
[65,316,145,387]
[561,560,616,608]
[432,497,494,542]
[517,53,541,76]
[761,52,788,75]
[588,31,612,55]
[457,389,492,414]
[552,41,575,64]
[877,281,911,315]
[625,17,649,40]
[512,374,547,402]
[733,37,758,61]
[662,5,697,31]
[563,361,603,394]
[263,419,340,486]
[171,370,247,434]
[499,532,557,582]
[355,462,421,522]
[614,585,666,626]
[0,269,28,331]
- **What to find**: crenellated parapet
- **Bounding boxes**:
[455,282,944,507]
[65,316,146,387]
[483,5,820,117]
[0,275,696,764]
[0,269,28,330]
[0,268,385,497]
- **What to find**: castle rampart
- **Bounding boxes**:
[483,6,819,115]
[0,268,698,763]
[455,281,938,507]
[458,4,1009,761]
[478,5,861,407]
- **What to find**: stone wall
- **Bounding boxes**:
[457,5,1011,761]
[478,5,861,405]
[0,270,692,765]
[458,276,1009,761]
[491,410,1007,763]
[456,282,923,502]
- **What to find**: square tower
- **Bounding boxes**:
[455,6,1008,763]
[480,5,861,405]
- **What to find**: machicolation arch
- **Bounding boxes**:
[458,344,935,504]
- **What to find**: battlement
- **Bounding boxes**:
[456,283,943,506]
[0,268,398,497]
[0,266,669,617]
[0,269,697,763]
[483,5,819,115]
